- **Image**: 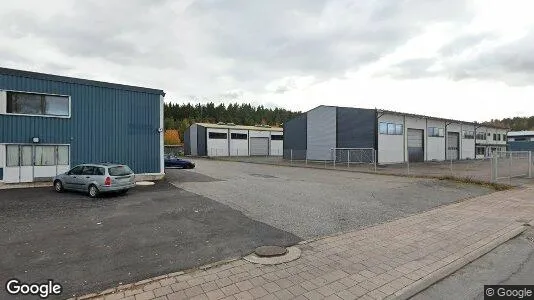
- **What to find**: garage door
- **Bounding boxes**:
[407,129,424,162]
[447,132,459,160]
[250,137,269,156]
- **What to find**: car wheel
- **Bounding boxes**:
[88,185,99,198]
[54,180,64,192]
[188,164,195,169]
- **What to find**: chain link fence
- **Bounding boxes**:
[200,148,533,186]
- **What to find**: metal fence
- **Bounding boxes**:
[204,148,533,186]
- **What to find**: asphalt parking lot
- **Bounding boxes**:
[0,180,299,299]
[170,159,495,239]
[1,159,496,299]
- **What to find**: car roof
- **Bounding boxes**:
[76,163,128,168]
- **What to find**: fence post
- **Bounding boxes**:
[374,149,377,173]
[450,157,453,175]
[290,149,293,165]
[509,152,513,185]
[529,151,532,178]
[305,150,308,165]
[333,149,336,169]
[347,150,350,168]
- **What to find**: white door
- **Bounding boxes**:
[20,145,33,183]
[250,137,269,156]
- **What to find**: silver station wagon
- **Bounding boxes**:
[53,163,136,198]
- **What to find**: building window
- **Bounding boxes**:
[476,132,486,140]
[379,122,387,134]
[271,135,283,140]
[209,132,227,139]
[476,146,485,156]
[463,131,474,139]
[35,146,56,166]
[6,91,70,117]
[428,127,445,137]
[6,145,20,167]
[231,133,248,140]
[395,124,403,135]
[57,145,69,165]
[387,123,395,135]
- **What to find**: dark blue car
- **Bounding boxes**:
[164,155,195,169]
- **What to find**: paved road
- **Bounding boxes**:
[413,227,534,300]
[0,180,299,299]
[170,159,494,239]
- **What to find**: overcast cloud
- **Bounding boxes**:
[1,0,533,121]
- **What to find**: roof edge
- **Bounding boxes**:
[0,67,165,96]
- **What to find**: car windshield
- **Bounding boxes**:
[108,166,133,176]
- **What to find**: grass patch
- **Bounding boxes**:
[437,175,512,191]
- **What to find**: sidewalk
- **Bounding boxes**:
[77,185,534,300]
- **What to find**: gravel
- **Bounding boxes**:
[167,159,494,239]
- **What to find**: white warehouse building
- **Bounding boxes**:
[283,105,508,164]
[184,123,283,157]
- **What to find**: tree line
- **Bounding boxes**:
[488,116,534,131]
[164,102,301,142]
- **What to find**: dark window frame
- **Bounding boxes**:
[5,91,71,117]
[231,133,248,140]
[428,127,445,137]
[271,135,283,140]
[209,132,228,139]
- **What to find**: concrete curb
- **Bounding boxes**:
[389,224,528,300]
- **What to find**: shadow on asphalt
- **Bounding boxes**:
[0,178,300,299]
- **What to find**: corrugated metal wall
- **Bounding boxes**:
[197,125,207,156]
[307,106,336,160]
[336,107,376,149]
[0,72,161,174]
[183,127,191,155]
[283,113,307,159]
[509,141,534,151]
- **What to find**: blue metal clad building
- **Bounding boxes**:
[0,67,165,183]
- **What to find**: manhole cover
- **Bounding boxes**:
[255,246,287,257]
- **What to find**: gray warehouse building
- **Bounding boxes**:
[184,123,283,157]
[284,105,508,164]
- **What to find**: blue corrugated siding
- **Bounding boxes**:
[0,73,161,174]
[508,141,534,152]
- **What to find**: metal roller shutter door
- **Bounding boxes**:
[250,137,269,156]
[408,129,424,162]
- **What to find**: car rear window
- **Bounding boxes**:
[108,166,133,176]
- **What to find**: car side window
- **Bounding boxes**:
[81,166,95,175]
[70,166,84,175]
[95,167,105,176]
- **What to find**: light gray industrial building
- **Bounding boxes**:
[184,123,283,157]
[283,105,508,164]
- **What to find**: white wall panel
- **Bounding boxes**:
[426,119,446,161]
[229,129,248,156]
[270,133,283,156]
[378,114,404,164]
[307,106,337,160]
[461,124,475,159]
[207,128,229,156]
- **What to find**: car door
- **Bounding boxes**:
[64,165,83,190]
[80,166,96,191]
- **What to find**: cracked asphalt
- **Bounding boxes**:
[413,227,534,300]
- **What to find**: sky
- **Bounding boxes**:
[1,0,534,122]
